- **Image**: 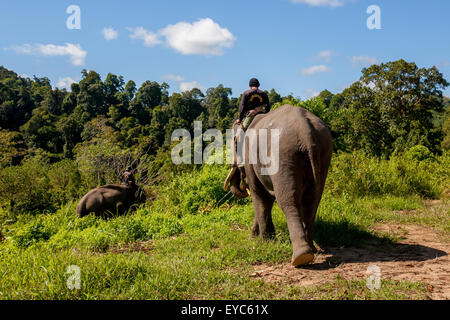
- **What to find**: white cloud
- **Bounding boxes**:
[301,65,331,76]
[127,18,235,56]
[162,74,203,92]
[316,50,335,62]
[179,81,205,92]
[435,60,450,68]
[127,27,162,47]
[305,88,319,98]
[290,0,345,8]
[102,27,118,41]
[160,18,235,56]
[350,55,378,67]
[8,43,87,66]
[163,74,185,82]
[56,77,76,90]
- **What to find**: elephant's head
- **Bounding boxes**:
[223,120,250,198]
[127,182,146,203]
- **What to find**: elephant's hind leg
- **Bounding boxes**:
[116,202,125,216]
[301,193,320,254]
[274,183,315,266]
[250,188,275,239]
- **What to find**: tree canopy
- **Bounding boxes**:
[0,59,448,172]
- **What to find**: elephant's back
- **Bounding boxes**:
[77,187,102,212]
[96,185,128,199]
[258,105,330,141]
[249,104,332,162]
[76,189,95,215]
[258,105,326,129]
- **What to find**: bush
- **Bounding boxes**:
[326,150,447,198]
[405,145,435,162]
[157,164,245,215]
[44,207,183,252]
[0,158,82,217]
[0,158,54,215]
[12,221,53,249]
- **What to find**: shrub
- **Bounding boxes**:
[0,158,54,215]
[405,145,435,162]
[0,158,82,217]
[159,164,245,215]
[326,150,446,198]
[13,221,53,248]
[47,209,184,251]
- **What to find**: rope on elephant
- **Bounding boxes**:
[215,190,233,208]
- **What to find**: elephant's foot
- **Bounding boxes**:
[250,224,259,238]
[291,246,315,267]
[260,230,276,240]
[251,228,275,240]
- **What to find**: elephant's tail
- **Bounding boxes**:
[299,116,322,203]
[307,144,322,200]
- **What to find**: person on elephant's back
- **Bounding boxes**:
[237,78,271,130]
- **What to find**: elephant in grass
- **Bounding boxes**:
[76,174,146,218]
[224,105,332,266]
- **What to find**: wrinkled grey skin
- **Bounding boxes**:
[76,183,146,218]
[227,105,332,266]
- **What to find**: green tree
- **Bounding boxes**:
[267,88,282,105]
[20,107,63,156]
[75,70,106,118]
[104,73,124,107]
[331,82,388,155]
[0,69,35,130]
[318,89,334,108]
[170,88,204,125]
[0,129,27,166]
[442,114,450,151]
[331,60,449,156]
[361,60,448,154]
[40,88,65,116]
[201,85,234,131]
[129,81,165,124]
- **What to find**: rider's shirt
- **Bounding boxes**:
[239,89,270,121]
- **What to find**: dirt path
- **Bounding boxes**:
[250,224,449,300]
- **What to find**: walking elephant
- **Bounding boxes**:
[76,179,146,218]
[224,105,333,266]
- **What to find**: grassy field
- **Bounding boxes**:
[0,152,448,300]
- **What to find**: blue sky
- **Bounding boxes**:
[1,0,449,98]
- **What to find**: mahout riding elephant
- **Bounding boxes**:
[76,176,146,218]
[224,105,333,266]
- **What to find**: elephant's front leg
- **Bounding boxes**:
[116,202,125,215]
[251,216,259,238]
[250,190,275,239]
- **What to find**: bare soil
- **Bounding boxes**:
[250,224,449,300]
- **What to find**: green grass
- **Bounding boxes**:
[300,275,429,300]
[0,151,448,299]
[0,192,446,300]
